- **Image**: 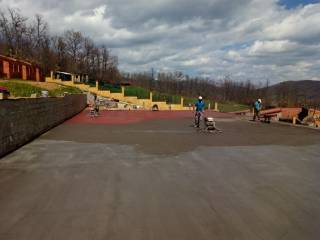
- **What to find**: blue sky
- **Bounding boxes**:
[1,0,320,83]
[279,0,320,9]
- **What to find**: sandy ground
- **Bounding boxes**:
[0,111,320,240]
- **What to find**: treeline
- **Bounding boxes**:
[123,71,260,105]
[124,71,319,107]
[0,8,120,82]
[265,81,320,108]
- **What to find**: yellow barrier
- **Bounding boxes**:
[46,76,211,111]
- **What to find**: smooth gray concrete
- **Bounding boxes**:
[0,118,320,240]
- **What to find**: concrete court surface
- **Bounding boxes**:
[0,110,320,240]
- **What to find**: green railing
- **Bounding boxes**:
[152,92,181,104]
[124,86,150,99]
[84,80,96,88]
[98,82,122,93]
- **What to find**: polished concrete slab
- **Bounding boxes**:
[0,112,320,240]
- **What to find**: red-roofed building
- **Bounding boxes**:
[0,55,44,82]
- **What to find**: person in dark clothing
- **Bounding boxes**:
[93,95,99,115]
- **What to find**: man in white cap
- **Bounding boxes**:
[194,96,205,127]
[253,98,262,121]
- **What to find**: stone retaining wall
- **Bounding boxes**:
[0,94,86,158]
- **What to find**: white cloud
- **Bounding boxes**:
[248,40,299,55]
[264,4,320,43]
[1,0,320,83]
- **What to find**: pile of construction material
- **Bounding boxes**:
[299,108,320,127]
[276,107,320,127]
[232,107,320,128]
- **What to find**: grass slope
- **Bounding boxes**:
[0,80,82,97]
[2,79,248,112]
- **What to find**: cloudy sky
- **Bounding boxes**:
[1,0,320,83]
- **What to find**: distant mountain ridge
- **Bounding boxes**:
[265,80,320,106]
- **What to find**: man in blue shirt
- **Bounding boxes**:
[195,96,205,127]
[253,98,262,121]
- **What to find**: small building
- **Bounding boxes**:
[51,71,89,83]
[52,71,72,81]
[0,55,44,81]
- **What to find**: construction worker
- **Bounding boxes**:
[89,94,99,117]
[93,94,99,115]
[194,96,205,127]
[253,98,262,121]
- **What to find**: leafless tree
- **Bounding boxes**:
[0,8,28,57]
[64,30,83,72]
